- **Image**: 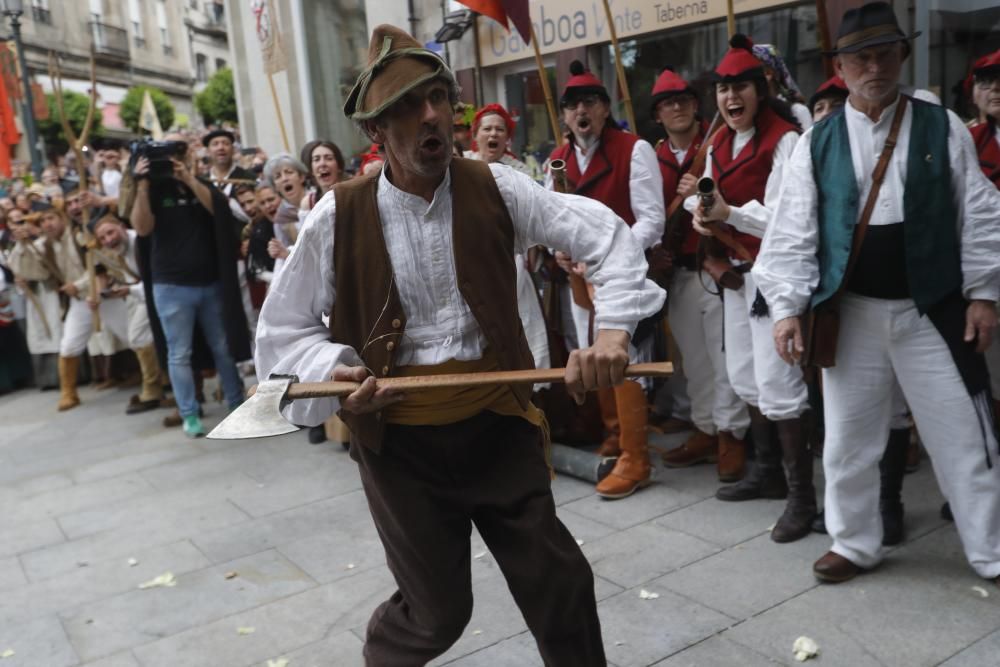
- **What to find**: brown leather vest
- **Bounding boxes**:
[329,157,534,453]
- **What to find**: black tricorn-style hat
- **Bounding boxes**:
[826,2,920,55]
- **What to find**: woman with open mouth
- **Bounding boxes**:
[685,34,815,544]
[464,104,550,377]
[262,152,310,274]
[300,139,346,210]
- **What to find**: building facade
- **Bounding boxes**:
[225,0,370,160]
[368,0,999,160]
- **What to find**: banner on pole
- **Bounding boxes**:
[140,89,164,139]
[251,0,288,74]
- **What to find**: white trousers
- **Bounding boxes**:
[669,268,748,437]
[723,271,809,420]
[60,297,129,357]
[515,254,550,371]
[22,283,62,355]
[823,294,1000,578]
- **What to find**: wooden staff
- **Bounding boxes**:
[266,73,291,152]
[49,50,101,331]
[815,0,835,78]
[726,0,736,39]
[19,281,51,339]
[529,24,564,148]
[600,0,637,134]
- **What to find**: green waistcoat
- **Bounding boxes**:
[810,96,961,314]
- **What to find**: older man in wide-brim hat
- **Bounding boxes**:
[754,1,1000,587]
[255,24,666,665]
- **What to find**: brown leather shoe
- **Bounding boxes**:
[661,429,717,468]
[813,551,864,583]
[716,431,746,482]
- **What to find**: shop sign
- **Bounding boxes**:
[480,0,797,66]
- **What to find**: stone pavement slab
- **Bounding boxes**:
[2,385,996,666]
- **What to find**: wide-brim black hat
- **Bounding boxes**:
[202,129,236,146]
[825,2,920,55]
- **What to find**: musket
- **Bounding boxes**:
[696,145,754,263]
[549,159,594,312]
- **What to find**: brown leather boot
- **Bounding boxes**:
[57,356,81,411]
[716,431,746,482]
[596,380,651,499]
[596,387,621,457]
[134,345,165,403]
[771,414,817,543]
[661,429,717,467]
[716,406,787,501]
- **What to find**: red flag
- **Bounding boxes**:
[455,0,532,44]
[0,70,20,177]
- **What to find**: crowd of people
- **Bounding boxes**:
[3,1,1000,662]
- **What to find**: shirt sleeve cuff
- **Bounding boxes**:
[593,320,637,339]
[966,286,1000,303]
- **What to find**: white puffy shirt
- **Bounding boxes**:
[255,163,666,426]
[753,93,1000,322]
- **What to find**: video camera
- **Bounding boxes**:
[128,139,188,181]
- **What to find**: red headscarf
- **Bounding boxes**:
[470,104,516,154]
[358,143,384,172]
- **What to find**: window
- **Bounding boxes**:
[89,0,103,19]
[30,0,52,24]
[215,58,226,72]
[196,53,207,82]
[156,0,172,55]
[129,0,145,47]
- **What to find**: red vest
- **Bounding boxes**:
[971,121,1000,189]
[550,125,638,224]
[656,122,707,256]
[711,105,799,259]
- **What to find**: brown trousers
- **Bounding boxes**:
[352,412,606,666]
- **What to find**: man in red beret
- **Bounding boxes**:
[546,60,665,500]
[255,24,666,664]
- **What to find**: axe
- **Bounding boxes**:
[208,362,673,440]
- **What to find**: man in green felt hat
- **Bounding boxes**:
[255,24,666,664]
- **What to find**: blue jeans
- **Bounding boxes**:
[152,282,244,418]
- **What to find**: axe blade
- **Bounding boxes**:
[207,376,300,440]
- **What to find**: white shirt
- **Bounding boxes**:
[753,93,1000,323]
[683,128,800,240]
[545,135,665,250]
[256,163,666,426]
[102,169,122,198]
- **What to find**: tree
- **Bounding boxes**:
[37,90,104,157]
[194,67,237,125]
[119,85,175,134]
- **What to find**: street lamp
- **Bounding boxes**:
[1,0,44,177]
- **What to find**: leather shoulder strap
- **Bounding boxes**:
[836,95,908,298]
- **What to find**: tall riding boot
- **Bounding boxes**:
[716,406,787,501]
[134,345,165,403]
[595,380,651,499]
[596,386,621,457]
[771,414,817,543]
[879,428,909,546]
[57,356,81,411]
[93,354,117,390]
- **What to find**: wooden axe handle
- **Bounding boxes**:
[281,362,673,400]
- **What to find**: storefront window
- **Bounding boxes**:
[928,0,1000,118]
[504,66,558,161]
[606,3,824,140]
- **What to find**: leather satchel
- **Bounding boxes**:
[804,96,909,368]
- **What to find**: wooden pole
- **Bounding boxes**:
[266,73,291,152]
[529,24,564,148]
[600,0,637,134]
[815,0,835,78]
[472,13,485,107]
[726,0,736,38]
[48,50,101,331]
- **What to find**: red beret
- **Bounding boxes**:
[715,34,764,81]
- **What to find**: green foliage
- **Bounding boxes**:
[119,85,175,134]
[37,91,104,156]
[194,67,238,125]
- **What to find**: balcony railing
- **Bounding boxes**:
[89,21,129,60]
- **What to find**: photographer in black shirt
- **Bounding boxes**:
[131,134,250,438]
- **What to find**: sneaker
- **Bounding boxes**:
[183,415,206,439]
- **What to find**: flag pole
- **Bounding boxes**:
[529,24,564,147]
[726,0,736,39]
[600,0,637,134]
[815,0,835,78]
[266,73,291,152]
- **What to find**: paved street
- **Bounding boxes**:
[2,378,1000,667]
